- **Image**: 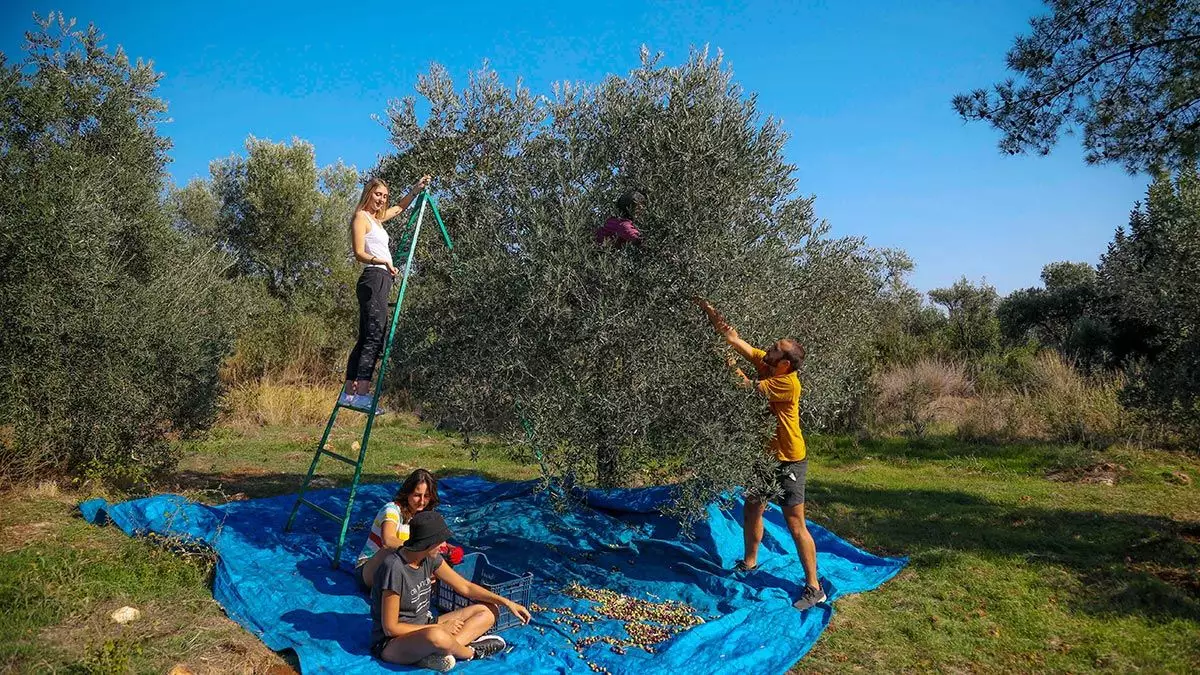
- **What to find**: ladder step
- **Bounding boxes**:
[320,448,358,466]
[337,400,375,414]
[297,498,342,523]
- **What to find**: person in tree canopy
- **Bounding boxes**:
[369,511,532,671]
[693,296,827,612]
[594,189,646,246]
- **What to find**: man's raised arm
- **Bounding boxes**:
[692,296,757,360]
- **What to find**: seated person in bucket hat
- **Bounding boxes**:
[369,511,533,671]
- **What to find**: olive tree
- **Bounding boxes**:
[171,138,361,380]
[380,50,892,518]
[0,15,241,482]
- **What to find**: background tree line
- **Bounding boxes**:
[865,167,1200,446]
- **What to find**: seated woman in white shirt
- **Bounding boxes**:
[355,468,438,591]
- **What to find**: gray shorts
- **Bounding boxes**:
[748,460,807,507]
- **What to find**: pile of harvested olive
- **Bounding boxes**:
[538,582,708,669]
[562,582,704,629]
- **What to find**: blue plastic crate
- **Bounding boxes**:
[435,553,533,632]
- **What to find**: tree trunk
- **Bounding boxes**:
[596,437,620,489]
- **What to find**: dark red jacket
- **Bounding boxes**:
[595,217,641,245]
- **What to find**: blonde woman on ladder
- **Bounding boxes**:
[342,175,432,409]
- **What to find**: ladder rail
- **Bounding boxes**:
[297,498,342,523]
[429,194,454,253]
[319,447,358,466]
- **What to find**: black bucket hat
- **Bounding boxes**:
[402,510,453,551]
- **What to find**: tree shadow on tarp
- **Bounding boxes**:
[582,496,857,608]
[278,609,415,672]
[293,551,365,600]
[185,483,378,600]
[556,541,818,614]
[811,482,1200,623]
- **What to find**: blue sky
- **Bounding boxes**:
[3,0,1148,294]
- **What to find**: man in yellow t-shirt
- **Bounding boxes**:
[693,297,825,612]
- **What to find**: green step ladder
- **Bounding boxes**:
[284,189,453,568]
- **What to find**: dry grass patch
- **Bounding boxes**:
[872,359,974,436]
[221,379,340,428]
[871,352,1136,446]
[0,521,54,554]
[1046,461,1129,486]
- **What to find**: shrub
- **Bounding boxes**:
[1025,351,1128,446]
[221,304,351,385]
[871,360,974,436]
[955,394,1036,443]
[867,349,1136,446]
[971,343,1040,392]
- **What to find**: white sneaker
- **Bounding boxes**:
[414,653,456,671]
[352,394,376,409]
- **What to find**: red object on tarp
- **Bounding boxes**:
[438,542,465,565]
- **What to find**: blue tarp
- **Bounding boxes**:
[80,477,905,674]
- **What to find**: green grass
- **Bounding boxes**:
[802,436,1200,673]
[168,413,540,501]
[1,415,1197,673]
[0,484,285,673]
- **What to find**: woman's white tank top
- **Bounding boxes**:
[362,214,392,269]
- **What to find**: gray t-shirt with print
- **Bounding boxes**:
[370,551,444,644]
